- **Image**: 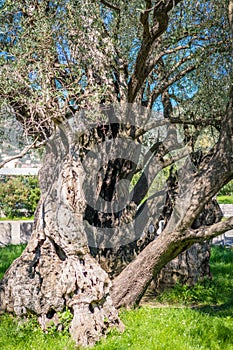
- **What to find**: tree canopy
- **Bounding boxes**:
[0,0,232,128]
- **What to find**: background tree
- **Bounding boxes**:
[0,176,40,218]
[0,0,233,346]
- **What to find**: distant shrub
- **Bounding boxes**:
[219,180,233,196]
[0,176,40,218]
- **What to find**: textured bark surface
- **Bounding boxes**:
[0,235,121,346]
[153,242,211,293]
[153,199,223,293]
[0,129,122,347]
[93,172,222,290]
[0,110,233,347]
[0,234,121,346]
[110,213,233,310]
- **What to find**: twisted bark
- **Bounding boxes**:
[0,128,122,347]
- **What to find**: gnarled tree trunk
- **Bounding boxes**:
[1,89,233,347]
[0,127,122,347]
[0,1,233,348]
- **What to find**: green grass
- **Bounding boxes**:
[217,195,233,204]
[155,246,233,308]
[0,245,233,350]
[0,217,34,221]
[93,307,233,350]
[0,314,76,350]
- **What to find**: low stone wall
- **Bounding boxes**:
[0,221,33,247]
[0,205,232,247]
[219,204,233,217]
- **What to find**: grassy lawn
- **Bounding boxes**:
[0,217,34,221]
[154,246,233,308]
[217,196,233,204]
[0,245,232,350]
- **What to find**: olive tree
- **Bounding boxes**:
[0,0,233,346]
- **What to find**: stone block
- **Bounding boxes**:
[20,222,33,244]
[0,222,12,247]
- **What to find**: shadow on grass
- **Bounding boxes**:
[192,299,233,317]
[142,246,233,314]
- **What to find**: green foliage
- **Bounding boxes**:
[0,245,233,349]
[46,307,73,335]
[0,176,40,218]
[219,180,233,196]
[57,308,73,333]
[0,244,26,280]
[211,245,233,264]
[0,0,231,127]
